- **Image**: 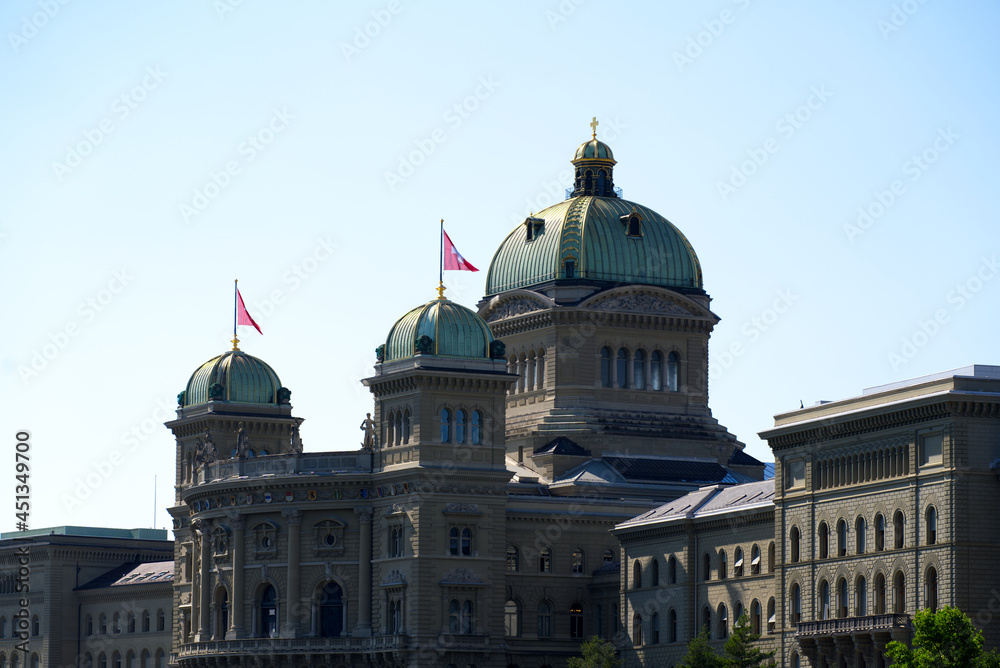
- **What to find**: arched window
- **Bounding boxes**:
[616,348,628,388]
[768,542,776,573]
[394,411,403,445]
[140,651,149,668]
[790,584,801,625]
[875,513,885,551]
[31,657,39,668]
[749,599,761,634]
[526,352,536,391]
[535,348,545,387]
[215,588,228,639]
[99,654,107,668]
[318,581,343,637]
[99,614,107,634]
[125,652,134,668]
[402,408,411,443]
[613,603,620,635]
[874,573,887,614]
[667,351,680,391]
[449,599,474,635]
[719,549,727,579]
[819,580,830,620]
[84,615,91,636]
[633,560,642,589]
[113,652,121,668]
[461,528,472,556]
[735,601,743,627]
[717,604,728,639]
[767,597,776,634]
[856,576,868,616]
[156,650,165,668]
[837,519,848,557]
[600,347,612,387]
[893,571,906,613]
[702,606,712,633]
[668,555,678,584]
[856,516,867,554]
[506,546,519,572]
[440,408,451,443]
[537,602,552,638]
[790,527,800,563]
[539,547,552,573]
[791,652,800,668]
[650,351,663,390]
[669,608,678,643]
[603,548,615,564]
[113,613,121,634]
[818,522,829,559]
[570,603,584,639]
[837,578,848,618]
[651,611,660,644]
[141,610,150,633]
[703,552,711,581]
[894,510,905,549]
[633,613,643,645]
[127,611,135,633]
[926,567,938,611]
[751,544,761,575]
[633,349,646,390]
[259,584,278,638]
[504,600,521,637]
[734,546,744,577]
[650,558,659,586]
[470,410,481,445]
[926,506,937,545]
[572,549,585,575]
[455,410,466,444]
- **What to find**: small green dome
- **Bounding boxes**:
[383,298,495,362]
[181,350,283,407]
[574,138,615,163]
[485,196,704,296]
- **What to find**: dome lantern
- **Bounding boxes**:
[570,117,618,198]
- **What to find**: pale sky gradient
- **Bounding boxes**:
[2,1,998,533]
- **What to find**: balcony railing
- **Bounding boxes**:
[176,634,406,658]
[194,452,372,486]
[796,614,910,637]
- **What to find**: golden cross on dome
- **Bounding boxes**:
[590,116,598,139]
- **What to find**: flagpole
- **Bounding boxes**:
[232,279,240,351]
[438,219,445,299]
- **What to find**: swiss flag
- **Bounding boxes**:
[442,229,479,272]
[236,288,262,334]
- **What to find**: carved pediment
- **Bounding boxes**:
[443,502,480,515]
[485,298,546,322]
[588,293,693,316]
[382,569,406,586]
[441,568,483,584]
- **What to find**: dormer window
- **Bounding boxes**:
[564,260,575,279]
[621,210,643,238]
[524,216,544,242]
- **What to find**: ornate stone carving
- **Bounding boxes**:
[590,293,692,315]
[444,502,480,514]
[282,509,302,526]
[485,298,545,322]
[414,335,433,354]
[489,339,506,359]
[382,569,406,585]
[384,503,406,516]
[441,568,482,584]
[355,507,373,522]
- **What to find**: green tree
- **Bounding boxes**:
[979,650,1000,668]
[885,606,983,668]
[678,626,725,668]
[567,636,622,668]
[722,611,776,668]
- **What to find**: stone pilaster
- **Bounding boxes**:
[282,509,302,637]
[196,521,212,641]
[228,513,245,639]
[354,507,373,636]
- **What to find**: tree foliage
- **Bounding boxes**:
[723,612,776,668]
[885,606,992,668]
[567,636,622,668]
[678,626,725,668]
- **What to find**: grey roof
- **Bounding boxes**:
[534,436,590,456]
[602,456,757,485]
[77,561,174,590]
[616,479,775,530]
[728,448,766,467]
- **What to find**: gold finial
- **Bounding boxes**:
[231,335,240,351]
[590,116,598,139]
[436,281,446,300]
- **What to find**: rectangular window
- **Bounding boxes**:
[921,433,943,466]
[785,460,805,489]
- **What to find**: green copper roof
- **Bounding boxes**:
[485,196,704,295]
[384,298,494,362]
[574,138,615,162]
[182,350,281,406]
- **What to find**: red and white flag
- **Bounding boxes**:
[442,229,479,272]
[236,288,262,334]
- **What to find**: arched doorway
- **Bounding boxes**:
[319,582,344,637]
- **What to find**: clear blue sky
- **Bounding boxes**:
[2,1,997,532]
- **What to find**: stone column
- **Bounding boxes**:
[354,507,373,636]
[282,509,302,637]
[196,522,212,641]
[228,514,245,639]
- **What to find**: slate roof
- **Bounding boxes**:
[728,448,766,467]
[534,436,590,456]
[77,561,174,590]
[602,456,756,485]
[616,479,775,530]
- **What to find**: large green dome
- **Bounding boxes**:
[384,297,495,362]
[485,195,704,296]
[180,350,283,407]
